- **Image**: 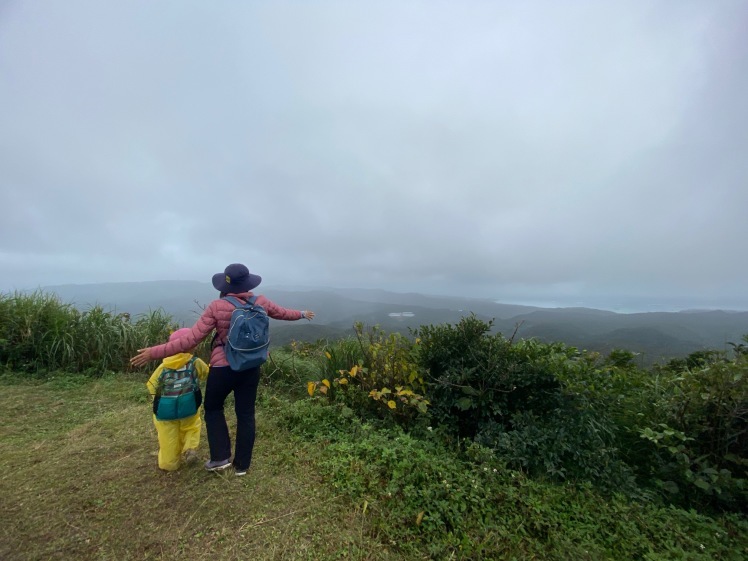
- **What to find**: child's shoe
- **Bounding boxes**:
[204,458,231,472]
[182,449,198,466]
[234,467,248,477]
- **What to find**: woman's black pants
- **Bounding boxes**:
[204,365,261,470]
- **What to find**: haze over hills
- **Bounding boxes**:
[33,281,748,366]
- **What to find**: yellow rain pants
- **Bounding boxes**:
[152,412,202,471]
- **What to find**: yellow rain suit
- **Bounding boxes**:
[146,352,209,471]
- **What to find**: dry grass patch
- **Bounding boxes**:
[0,374,402,561]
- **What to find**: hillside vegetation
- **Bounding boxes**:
[1,290,747,559]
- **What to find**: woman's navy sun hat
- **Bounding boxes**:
[211,263,262,293]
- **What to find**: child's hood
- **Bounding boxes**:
[161,353,194,369]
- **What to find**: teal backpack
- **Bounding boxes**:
[153,357,202,421]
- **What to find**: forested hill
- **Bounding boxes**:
[39,281,748,365]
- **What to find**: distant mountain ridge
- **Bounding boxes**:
[35,281,748,366]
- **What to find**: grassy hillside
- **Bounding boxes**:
[1,372,745,560]
[0,374,395,561]
[1,291,746,559]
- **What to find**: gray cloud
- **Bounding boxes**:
[1,1,746,311]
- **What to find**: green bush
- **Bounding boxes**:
[557,343,748,512]
[414,316,632,490]
[414,316,564,439]
[477,408,637,489]
[0,290,177,375]
[306,325,428,427]
[638,352,748,511]
[270,395,748,560]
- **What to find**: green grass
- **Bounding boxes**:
[2,372,746,561]
[0,374,401,561]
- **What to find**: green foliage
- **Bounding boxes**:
[318,336,365,380]
[638,356,748,510]
[260,342,324,398]
[306,324,428,426]
[728,334,748,358]
[415,316,571,437]
[353,323,424,391]
[605,348,639,369]
[558,341,748,511]
[414,315,634,490]
[476,409,637,490]
[271,395,748,560]
[0,290,177,375]
[663,348,727,372]
[3,289,748,520]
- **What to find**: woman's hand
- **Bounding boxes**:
[303,310,315,321]
[130,347,154,367]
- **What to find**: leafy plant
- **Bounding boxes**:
[307,324,428,425]
[638,354,748,510]
[272,391,748,559]
[414,315,564,438]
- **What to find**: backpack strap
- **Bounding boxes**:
[222,295,257,307]
[155,367,168,397]
[185,356,199,389]
[222,295,242,308]
[213,297,239,348]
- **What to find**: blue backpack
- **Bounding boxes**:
[222,295,270,371]
[153,357,201,420]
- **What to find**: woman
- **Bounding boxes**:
[130,263,315,476]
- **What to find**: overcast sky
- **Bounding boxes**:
[1,1,746,312]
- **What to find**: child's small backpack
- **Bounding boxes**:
[153,357,202,420]
[222,295,270,371]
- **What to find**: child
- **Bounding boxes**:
[146,328,209,471]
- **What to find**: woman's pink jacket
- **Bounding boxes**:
[147,292,304,367]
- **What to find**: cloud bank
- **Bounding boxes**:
[1,1,746,311]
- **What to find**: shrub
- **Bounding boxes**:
[307,324,428,427]
[414,316,640,491]
[261,342,324,398]
[638,353,748,511]
[270,394,748,560]
[476,409,637,490]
